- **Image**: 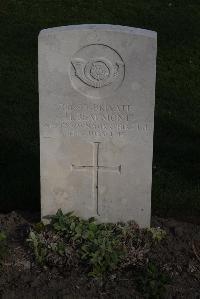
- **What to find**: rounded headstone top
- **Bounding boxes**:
[39,24,157,39]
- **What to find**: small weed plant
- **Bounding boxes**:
[147,227,167,243]
[27,230,47,265]
[28,210,126,277]
[27,209,168,297]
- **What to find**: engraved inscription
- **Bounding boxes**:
[71,142,121,216]
[41,103,153,137]
[58,103,133,136]
[70,44,125,98]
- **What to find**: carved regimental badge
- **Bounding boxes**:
[70,44,125,98]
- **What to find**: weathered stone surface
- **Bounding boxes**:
[39,24,157,227]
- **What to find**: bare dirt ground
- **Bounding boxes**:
[0,211,200,298]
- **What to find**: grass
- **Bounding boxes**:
[0,0,200,220]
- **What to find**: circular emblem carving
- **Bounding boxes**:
[70,44,125,98]
[87,60,110,83]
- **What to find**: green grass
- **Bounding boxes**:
[0,0,200,220]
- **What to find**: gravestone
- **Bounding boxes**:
[39,24,157,227]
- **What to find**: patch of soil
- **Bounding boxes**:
[0,211,200,298]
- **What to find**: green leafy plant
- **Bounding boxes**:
[27,209,169,292]
[51,210,125,276]
[27,210,125,276]
[147,227,167,243]
[27,230,47,264]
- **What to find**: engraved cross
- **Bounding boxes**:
[71,142,121,216]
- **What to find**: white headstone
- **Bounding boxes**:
[39,24,157,227]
